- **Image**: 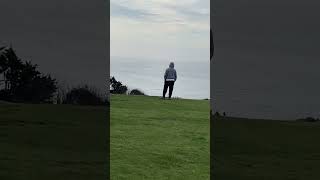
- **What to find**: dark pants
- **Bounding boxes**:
[163,81,175,98]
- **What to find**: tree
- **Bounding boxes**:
[0,46,57,103]
[56,80,69,104]
[0,46,10,90]
[110,76,128,94]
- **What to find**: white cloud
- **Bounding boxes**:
[110,0,209,62]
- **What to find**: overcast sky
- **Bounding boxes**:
[0,0,108,93]
[111,0,210,62]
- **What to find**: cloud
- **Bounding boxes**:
[110,2,158,20]
[111,0,209,26]
[169,5,209,21]
[110,0,209,61]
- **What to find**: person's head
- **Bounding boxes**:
[169,62,174,68]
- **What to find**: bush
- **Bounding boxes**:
[297,117,320,122]
[129,89,145,95]
[64,85,105,106]
[213,111,221,117]
[110,76,128,94]
[0,90,11,101]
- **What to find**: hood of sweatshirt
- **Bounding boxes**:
[169,62,174,68]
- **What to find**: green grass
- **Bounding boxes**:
[110,95,210,179]
[212,116,320,180]
[0,102,108,180]
[3,95,319,179]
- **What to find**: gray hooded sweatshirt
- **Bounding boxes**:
[164,62,177,81]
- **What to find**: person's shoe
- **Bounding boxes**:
[160,97,165,100]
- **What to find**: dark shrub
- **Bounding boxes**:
[297,117,319,122]
[110,76,128,94]
[129,89,145,95]
[0,89,11,101]
[64,85,105,106]
[214,112,221,117]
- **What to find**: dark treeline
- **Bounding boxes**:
[0,46,56,103]
[0,45,107,105]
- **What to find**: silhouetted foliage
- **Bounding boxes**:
[213,111,221,117]
[129,89,145,95]
[0,46,57,103]
[64,85,105,106]
[54,80,71,104]
[297,117,320,122]
[110,76,128,94]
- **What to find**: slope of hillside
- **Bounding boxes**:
[0,103,108,179]
[111,95,210,179]
[212,116,320,180]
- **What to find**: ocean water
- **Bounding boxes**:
[212,53,320,120]
[111,56,320,120]
[111,57,210,100]
[212,0,320,120]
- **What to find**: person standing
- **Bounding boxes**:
[162,62,177,99]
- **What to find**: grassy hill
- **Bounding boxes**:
[2,95,319,179]
[212,116,320,180]
[0,102,108,180]
[110,95,210,179]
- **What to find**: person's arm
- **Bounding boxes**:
[164,69,168,80]
[174,70,177,81]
